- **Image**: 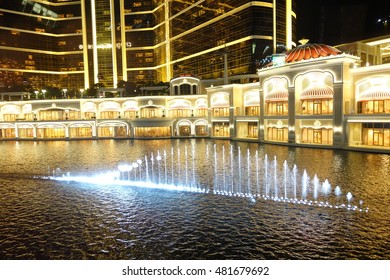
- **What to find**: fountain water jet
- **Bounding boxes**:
[283,160,288,199]
[273,156,278,199]
[302,170,308,201]
[313,174,319,202]
[50,144,368,213]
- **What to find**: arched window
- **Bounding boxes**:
[356,77,390,114]
[299,72,334,115]
[180,84,191,95]
[264,77,288,116]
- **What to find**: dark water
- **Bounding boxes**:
[0,139,389,259]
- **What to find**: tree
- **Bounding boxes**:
[84,83,105,98]
[118,80,140,96]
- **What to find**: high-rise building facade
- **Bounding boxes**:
[0,0,296,92]
[0,0,86,92]
[124,0,296,84]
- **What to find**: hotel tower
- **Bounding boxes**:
[0,0,296,90]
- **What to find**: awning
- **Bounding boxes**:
[300,86,333,100]
[357,88,390,101]
[265,90,288,102]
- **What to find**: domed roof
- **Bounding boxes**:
[285,43,342,63]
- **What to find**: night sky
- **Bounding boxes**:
[296,0,390,45]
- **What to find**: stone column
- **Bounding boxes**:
[259,85,265,142]
[333,83,344,148]
[288,87,296,143]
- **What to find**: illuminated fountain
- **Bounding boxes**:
[50,144,368,212]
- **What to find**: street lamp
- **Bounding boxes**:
[41,89,46,99]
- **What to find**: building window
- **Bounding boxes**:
[179,125,191,136]
[301,99,333,115]
[267,127,288,142]
[362,123,390,147]
[195,108,207,117]
[18,128,34,138]
[212,107,229,116]
[248,122,258,138]
[245,106,260,116]
[266,102,288,115]
[301,128,333,145]
[37,127,65,138]
[140,107,162,118]
[100,111,119,119]
[179,84,191,95]
[39,110,64,120]
[123,110,137,119]
[168,109,191,118]
[357,100,390,114]
[69,127,92,138]
[3,114,17,121]
[213,122,229,137]
[134,127,171,137]
[0,128,16,139]
[195,124,208,136]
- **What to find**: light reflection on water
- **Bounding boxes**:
[0,139,389,259]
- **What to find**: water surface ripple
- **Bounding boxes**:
[0,139,389,259]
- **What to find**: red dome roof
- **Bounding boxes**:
[285,44,342,63]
